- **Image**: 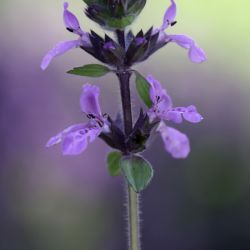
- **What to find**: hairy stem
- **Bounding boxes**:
[116,69,141,250]
[128,186,141,250]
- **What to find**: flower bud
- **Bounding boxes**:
[83,0,147,29]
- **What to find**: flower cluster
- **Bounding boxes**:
[47,75,203,159]
[41,0,206,70]
[42,0,206,191]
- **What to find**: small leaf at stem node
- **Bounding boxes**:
[67,64,111,77]
[135,71,152,107]
[121,155,154,192]
[107,151,123,176]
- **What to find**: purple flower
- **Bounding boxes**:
[46,84,109,155]
[147,75,203,158]
[147,75,203,124]
[41,2,90,70]
[156,0,207,64]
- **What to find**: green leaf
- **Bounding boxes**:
[67,64,111,77]
[121,155,154,193]
[107,151,122,177]
[135,72,153,108]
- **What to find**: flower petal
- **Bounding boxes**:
[166,106,203,124]
[165,110,183,123]
[183,105,203,123]
[162,0,177,30]
[63,2,91,45]
[188,45,207,63]
[147,75,163,103]
[46,124,86,148]
[147,75,172,107]
[80,84,102,117]
[156,94,173,117]
[81,33,91,46]
[147,75,173,121]
[41,40,81,70]
[157,122,190,159]
[152,28,168,44]
[46,133,63,147]
[167,34,194,49]
[63,2,81,32]
[62,124,101,155]
[46,123,102,155]
[167,34,207,63]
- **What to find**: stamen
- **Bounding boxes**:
[66,28,74,33]
[97,120,104,127]
[171,21,177,26]
[87,114,96,119]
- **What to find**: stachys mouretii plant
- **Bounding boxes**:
[41,1,206,249]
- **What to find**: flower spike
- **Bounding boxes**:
[42,0,207,243]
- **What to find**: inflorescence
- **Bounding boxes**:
[41,0,206,192]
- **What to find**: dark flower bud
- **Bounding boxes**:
[83,0,147,29]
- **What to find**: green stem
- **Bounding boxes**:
[128,186,140,250]
[116,71,141,250]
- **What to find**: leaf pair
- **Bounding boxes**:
[107,152,154,193]
[68,64,152,109]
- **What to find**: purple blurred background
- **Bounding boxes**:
[1,0,250,249]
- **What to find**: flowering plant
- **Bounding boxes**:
[41,1,206,249]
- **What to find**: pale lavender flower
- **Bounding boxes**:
[41,2,90,70]
[157,0,207,63]
[46,84,109,155]
[147,75,203,158]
